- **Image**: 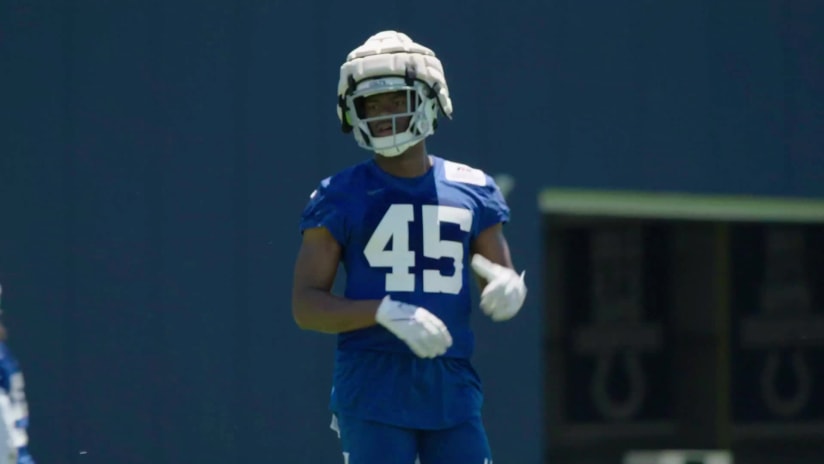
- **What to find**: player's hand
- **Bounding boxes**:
[471,254,527,322]
[375,296,453,358]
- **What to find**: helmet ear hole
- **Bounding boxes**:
[428,82,440,99]
[338,95,353,133]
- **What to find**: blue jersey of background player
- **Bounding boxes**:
[292,31,527,464]
[0,287,34,464]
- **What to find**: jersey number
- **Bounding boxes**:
[364,204,472,294]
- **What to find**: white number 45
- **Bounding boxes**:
[364,204,472,294]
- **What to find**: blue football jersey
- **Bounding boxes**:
[0,343,34,464]
[299,155,510,429]
[300,155,509,358]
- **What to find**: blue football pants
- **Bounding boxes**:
[332,414,492,464]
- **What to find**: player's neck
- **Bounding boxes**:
[373,143,431,178]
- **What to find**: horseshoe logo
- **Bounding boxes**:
[591,348,646,420]
[760,349,812,417]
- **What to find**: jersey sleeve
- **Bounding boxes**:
[298,177,348,244]
[478,175,511,232]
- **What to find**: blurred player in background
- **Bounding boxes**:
[291,30,527,464]
[0,285,34,464]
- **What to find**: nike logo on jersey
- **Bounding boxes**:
[367,188,384,195]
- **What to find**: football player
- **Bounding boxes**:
[291,30,526,464]
[0,285,35,464]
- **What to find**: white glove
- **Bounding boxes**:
[375,296,453,358]
[471,254,527,322]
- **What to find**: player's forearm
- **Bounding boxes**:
[291,288,381,334]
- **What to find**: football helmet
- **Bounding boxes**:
[337,31,453,157]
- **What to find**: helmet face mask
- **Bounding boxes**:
[345,77,438,157]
